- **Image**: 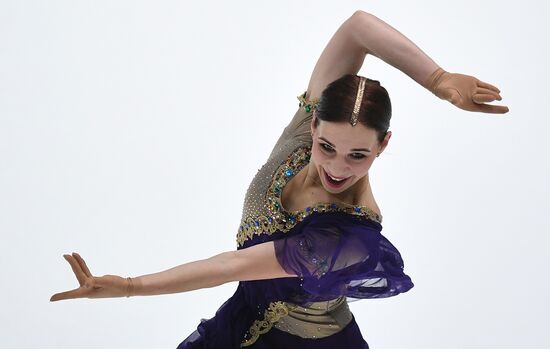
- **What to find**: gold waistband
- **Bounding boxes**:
[272,296,353,339]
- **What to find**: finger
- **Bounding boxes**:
[50,287,88,302]
[474,103,510,114]
[72,252,93,278]
[477,80,501,93]
[473,93,499,103]
[63,254,87,286]
[476,87,501,100]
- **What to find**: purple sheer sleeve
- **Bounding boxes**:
[273,212,414,300]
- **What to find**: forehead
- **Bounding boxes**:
[316,121,378,149]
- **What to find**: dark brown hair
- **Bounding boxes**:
[314,74,391,144]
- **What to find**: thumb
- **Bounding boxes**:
[50,287,87,302]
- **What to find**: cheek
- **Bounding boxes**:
[355,159,374,175]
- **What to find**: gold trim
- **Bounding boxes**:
[240,301,289,347]
[350,77,366,126]
[236,145,383,247]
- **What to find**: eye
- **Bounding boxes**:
[320,143,334,152]
[351,153,366,160]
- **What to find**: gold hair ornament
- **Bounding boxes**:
[350,77,367,126]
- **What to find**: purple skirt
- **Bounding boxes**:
[177,313,369,349]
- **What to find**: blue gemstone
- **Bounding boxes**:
[284,169,294,177]
[330,203,337,209]
[354,207,362,212]
[255,221,259,226]
[268,217,273,222]
[306,207,311,212]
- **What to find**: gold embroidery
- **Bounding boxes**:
[240,301,289,347]
[297,91,319,113]
[236,145,383,247]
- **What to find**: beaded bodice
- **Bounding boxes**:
[236,104,310,246]
[236,93,383,248]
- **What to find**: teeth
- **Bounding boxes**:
[328,174,346,182]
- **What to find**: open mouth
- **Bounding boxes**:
[323,169,350,188]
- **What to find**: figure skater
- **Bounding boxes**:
[50,10,509,349]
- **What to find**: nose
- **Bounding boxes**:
[325,162,351,178]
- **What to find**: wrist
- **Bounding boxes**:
[126,276,143,297]
[424,67,447,93]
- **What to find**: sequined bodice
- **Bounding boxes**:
[236,107,314,241]
[236,104,382,248]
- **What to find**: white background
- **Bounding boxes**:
[1,1,548,348]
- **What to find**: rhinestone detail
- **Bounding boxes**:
[297,91,319,113]
[236,145,383,247]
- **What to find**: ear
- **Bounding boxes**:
[310,111,318,135]
[378,130,392,154]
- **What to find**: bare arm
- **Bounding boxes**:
[132,251,236,296]
[132,242,295,296]
[306,10,439,100]
[305,10,507,114]
[50,242,294,301]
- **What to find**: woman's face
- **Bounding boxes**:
[309,113,391,194]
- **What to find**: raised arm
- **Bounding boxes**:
[306,10,439,101]
[306,10,508,114]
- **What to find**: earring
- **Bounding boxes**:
[376,153,381,157]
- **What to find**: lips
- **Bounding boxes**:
[323,168,350,187]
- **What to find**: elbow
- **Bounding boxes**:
[347,10,375,51]
[349,10,374,29]
[225,243,295,282]
[351,9,371,20]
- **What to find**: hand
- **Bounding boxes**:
[425,67,509,114]
[50,252,134,301]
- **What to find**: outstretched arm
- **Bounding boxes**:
[306,10,508,114]
[131,242,293,296]
[50,244,294,301]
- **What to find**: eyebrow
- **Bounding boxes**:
[319,137,372,152]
